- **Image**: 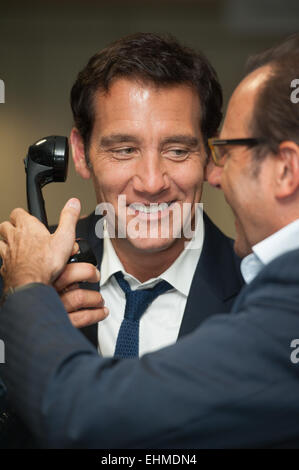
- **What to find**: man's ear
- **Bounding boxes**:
[70,128,91,179]
[275,141,299,199]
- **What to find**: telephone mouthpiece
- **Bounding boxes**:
[27,136,68,182]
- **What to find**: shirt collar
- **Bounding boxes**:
[241,218,299,284]
[100,205,204,296]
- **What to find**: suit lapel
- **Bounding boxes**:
[76,213,104,349]
[178,213,243,338]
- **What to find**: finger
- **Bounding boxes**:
[71,241,80,256]
[53,199,81,263]
[54,263,100,292]
[0,240,7,259]
[54,198,81,243]
[59,283,80,294]
[0,221,14,241]
[60,288,104,313]
[68,307,109,329]
[9,207,31,226]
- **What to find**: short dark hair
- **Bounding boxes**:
[245,32,299,74]
[70,32,222,155]
[245,33,299,161]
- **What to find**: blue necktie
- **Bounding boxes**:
[114,271,172,358]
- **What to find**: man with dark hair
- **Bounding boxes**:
[1,34,299,448]
[70,33,222,155]
[0,33,243,448]
[59,32,242,356]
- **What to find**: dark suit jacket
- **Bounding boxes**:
[76,211,243,347]
[1,248,299,448]
[0,211,243,448]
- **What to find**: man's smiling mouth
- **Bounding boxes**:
[129,201,176,214]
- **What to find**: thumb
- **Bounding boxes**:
[54,198,81,257]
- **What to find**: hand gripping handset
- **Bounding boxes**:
[24,136,97,265]
[0,137,97,443]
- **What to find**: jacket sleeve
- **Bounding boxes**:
[0,256,299,449]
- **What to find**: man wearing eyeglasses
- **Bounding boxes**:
[1,34,299,448]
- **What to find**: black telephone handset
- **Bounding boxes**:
[24,135,97,266]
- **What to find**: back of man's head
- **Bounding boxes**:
[70,32,222,152]
[245,32,299,73]
[244,33,299,161]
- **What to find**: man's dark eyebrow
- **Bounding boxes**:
[161,135,199,147]
[99,134,199,148]
[99,134,140,147]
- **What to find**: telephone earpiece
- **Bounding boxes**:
[24,136,68,227]
[24,136,97,266]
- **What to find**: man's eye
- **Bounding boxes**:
[218,147,230,159]
[112,147,136,156]
[164,148,189,159]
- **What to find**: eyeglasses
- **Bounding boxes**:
[208,138,264,167]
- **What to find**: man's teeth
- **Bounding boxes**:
[130,202,171,213]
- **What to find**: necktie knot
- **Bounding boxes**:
[114,271,173,357]
[114,271,172,322]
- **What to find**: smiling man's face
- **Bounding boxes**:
[207,66,275,258]
[71,78,206,256]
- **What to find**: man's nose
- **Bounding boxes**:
[206,159,223,189]
[132,154,170,196]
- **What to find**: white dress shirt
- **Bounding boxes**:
[241,218,299,284]
[97,208,204,357]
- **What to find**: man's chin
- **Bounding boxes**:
[127,236,180,254]
[233,238,252,259]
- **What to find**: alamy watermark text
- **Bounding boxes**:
[0,79,4,103]
[290,79,299,104]
[0,340,4,363]
[290,339,299,364]
[94,196,203,249]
